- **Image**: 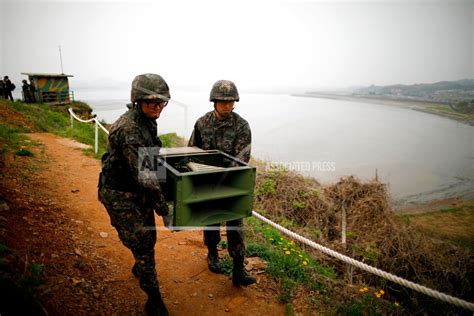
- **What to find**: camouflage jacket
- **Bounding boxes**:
[99,105,168,214]
[188,111,251,163]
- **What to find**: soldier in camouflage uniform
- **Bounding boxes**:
[188,80,256,286]
[98,73,170,316]
[3,76,14,101]
[22,80,31,103]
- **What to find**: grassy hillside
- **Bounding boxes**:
[400,203,474,252]
[0,99,183,159]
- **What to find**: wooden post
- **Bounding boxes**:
[94,120,98,154]
[342,204,354,283]
[349,248,355,284]
[341,205,347,248]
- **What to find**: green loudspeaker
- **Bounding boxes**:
[158,148,256,229]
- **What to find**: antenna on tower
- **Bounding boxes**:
[58,45,64,74]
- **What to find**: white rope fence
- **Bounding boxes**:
[252,210,474,312]
[68,108,109,154]
[66,108,473,311]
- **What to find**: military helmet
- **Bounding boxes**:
[209,80,239,102]
[131,73,170,103]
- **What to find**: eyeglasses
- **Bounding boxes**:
[144,100,168,109]
[215,101,235,108]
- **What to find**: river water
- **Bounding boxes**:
[75,87,474,204]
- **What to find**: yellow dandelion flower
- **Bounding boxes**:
[303,261,308,265]
[375,293,381,298]
[298,254,303,257]
[285,250,291,255]
[269,238,274,241]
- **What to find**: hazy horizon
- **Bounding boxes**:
[1,0,472,92]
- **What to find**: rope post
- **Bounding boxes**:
[341,205,352,283]
[94,120,98,154]
[349,248,355,284]
[341,205,347,247]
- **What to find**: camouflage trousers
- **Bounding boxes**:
[99,187,159,291]
[204,219,246,259]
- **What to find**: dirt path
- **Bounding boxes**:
[1,133,284,315]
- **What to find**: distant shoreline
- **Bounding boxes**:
[292,92,474,126]
[292,92,441,107]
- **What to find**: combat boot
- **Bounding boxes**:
[207,247,222,273]
[144,288,169,316]
[132,263,140,278]
[232,257,256,286]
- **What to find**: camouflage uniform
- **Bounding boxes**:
[98,84,169,295]
[3,76,14,101]
[22,80,31,103]
[0,80,5,99]
[188,110,252,259]
[28,82,37,103]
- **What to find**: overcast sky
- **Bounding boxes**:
[0,0,472,91]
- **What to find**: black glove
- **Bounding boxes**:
[154,200,169,216]
[150,192,169,216]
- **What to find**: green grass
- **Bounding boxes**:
[425,105,474,121]
[256,178,277,196]
[219,255,234,276]
[15,148,33,156]
[284,303,295,316]
[0,124,33,158]
[0,240,44,311]
[0,124,28,147]
[7,101,109,159]
[10,101,70,132]
[58,121,109,159]
[160,132,184,148]
[247,217,336,277]
[244,216,336,306]
[399,204,474,251]
[20,263,45,292]
[337,288,401,316]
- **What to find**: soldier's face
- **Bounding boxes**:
[214,101,235,121]
[140,99,167,119]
